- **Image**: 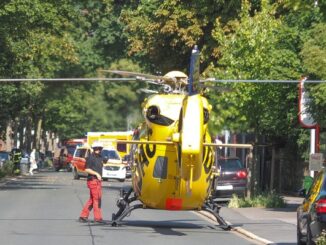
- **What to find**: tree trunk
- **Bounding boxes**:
[25,117,32,152]
[35,117,42,150]
[5,122,13,151]
[270,146,276,191]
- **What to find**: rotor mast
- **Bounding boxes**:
[188,45,200,95]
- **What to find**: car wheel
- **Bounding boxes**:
[66,163,72,172]
[118,178,125,182]
[297,219,305,245]
[73,168,80,180]
[307,222,316,245]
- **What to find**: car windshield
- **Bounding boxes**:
[101,150,120,160]
[66,145,77,155]
[218,158,244,170]
[0,152,9,160]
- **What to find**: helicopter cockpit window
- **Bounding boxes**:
[153,156,168,179]
[146,105,174,126]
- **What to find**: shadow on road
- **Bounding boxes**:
[98,219,225,236]
[0,172,65,190]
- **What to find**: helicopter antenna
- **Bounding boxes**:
[188,45,200,95]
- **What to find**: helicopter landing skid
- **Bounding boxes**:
[111,187,142,226]
[111,188,231,230]
[202,200,231,230]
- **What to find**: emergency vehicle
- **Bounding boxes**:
[53,138,86,171]
[86,131,133,158]
[71,145,126,182]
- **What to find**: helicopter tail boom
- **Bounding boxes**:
[181,94,203,183]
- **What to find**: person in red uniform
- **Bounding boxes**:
[79,142,105,223]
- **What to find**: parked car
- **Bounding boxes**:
[213,157,247,198]
[297,168,326,244]
[71,146,126,182]
[122,154,132,178]
[101,147,126,182]
[71,146,89,179]
[0,151,10,168]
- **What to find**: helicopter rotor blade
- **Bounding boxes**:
[0,78,137,83]
[99,69,162,80]
[99,69,176,84]
[137,88,159,94]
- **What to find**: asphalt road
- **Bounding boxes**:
[0,170,261,245]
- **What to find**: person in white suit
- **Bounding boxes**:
[29,149,38,175]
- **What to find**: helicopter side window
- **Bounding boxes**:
[153,156,168,179]
[203,108,209,124]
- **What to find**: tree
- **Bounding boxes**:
[120,0,243,73]
[301,23,326,127]
[207,1,303,137]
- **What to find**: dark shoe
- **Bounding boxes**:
[78,217,88,223]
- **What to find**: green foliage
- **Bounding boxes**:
[300,23,326,127]
[316,230,326,245]
[228,191,286,208]
[120,0,243,72]
[301,23,326,79]
[0,0,136,140]
[0,0,325,154]
[0,161,14,178]
[228,194,252,208]
[44,84,111,138]
[207,1,302,136]
[103,59,146,130]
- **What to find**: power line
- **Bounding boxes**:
[200,79,326,83]
[0,77,325,83]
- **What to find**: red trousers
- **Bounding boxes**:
[80,179,103,221]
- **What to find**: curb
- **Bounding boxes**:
[197,210,274,244]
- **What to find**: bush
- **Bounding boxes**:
[228,191,286,208]
[317,230,326,245]
[44,158,53,167]
[0,160,15,178]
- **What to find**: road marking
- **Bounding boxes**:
[194,211,274,244]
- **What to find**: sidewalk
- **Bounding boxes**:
[219,196,303,244]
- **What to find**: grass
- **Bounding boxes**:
[228,191,287,208]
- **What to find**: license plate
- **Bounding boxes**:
[216,185,233,190]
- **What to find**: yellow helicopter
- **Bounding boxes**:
[101,46,253,228]
[0,45,253,229]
